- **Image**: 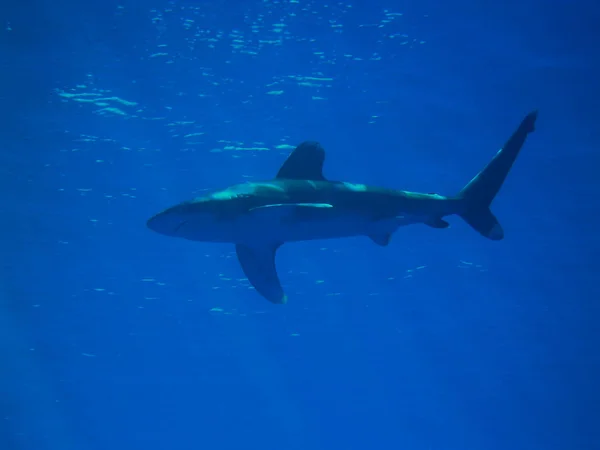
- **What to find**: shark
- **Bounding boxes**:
[147,111,538,304]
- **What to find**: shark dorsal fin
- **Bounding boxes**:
[275,141,326,181]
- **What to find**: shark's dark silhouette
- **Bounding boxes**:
[147,111,538,304]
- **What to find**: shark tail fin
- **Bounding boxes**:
[456,111,537,240]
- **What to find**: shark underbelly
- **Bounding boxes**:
[233,209,427,245]
[248,216,372,243]
[173,202,431,245]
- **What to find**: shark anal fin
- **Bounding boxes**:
[276,141,326,181]
[235,243,287,304]
[369,233,392,246]
[425,218,450,229]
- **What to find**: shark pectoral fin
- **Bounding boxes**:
[276,141,327,181]
[425,218,450,229]
[235,243,287,304]
[369,233,392,246]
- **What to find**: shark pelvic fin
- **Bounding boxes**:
[276,141,327,181]
[425,218,450,229]
[369,233,392,246]
[236,243,287,304]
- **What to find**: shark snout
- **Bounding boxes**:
[146,210,187,236]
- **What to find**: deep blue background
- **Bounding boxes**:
[1,0,598,449]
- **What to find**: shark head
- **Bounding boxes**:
[147,181,292,243]
[146,198,220,241]
[146,186,257,242]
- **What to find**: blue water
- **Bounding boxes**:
[2,1,598,449]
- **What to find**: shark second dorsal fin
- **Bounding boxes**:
[275,141,326,181]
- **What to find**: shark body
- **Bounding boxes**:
[147,111,538,304]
